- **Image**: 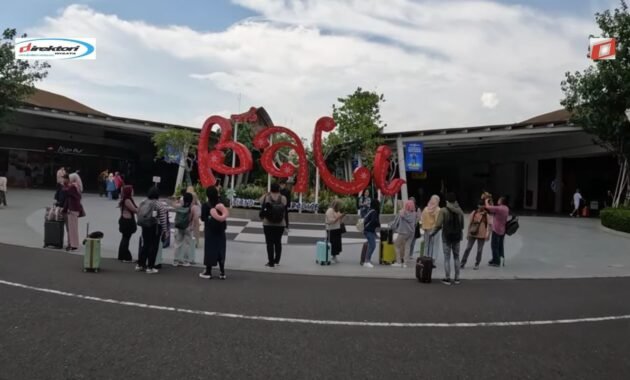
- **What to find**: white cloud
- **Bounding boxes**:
[28,2,593,136]
[481,92,500,109]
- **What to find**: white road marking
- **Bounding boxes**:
[2,279,630,328]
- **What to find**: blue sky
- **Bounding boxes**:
[0,0,619,133]
[2,0,610,32]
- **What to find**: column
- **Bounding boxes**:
[396,136,408,201]
[554,158,563,213]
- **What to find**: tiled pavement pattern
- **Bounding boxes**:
[168,215,368,245]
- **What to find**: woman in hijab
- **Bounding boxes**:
[63,173,84,251]
[391,200,418,268]
[420,195,441,264]
[200,186,229,279]
[117,185,138,262]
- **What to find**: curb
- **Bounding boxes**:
[598,224,630,239]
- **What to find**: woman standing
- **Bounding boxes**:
[200,186,229,279]
[118,185,138,262]
[361,198,380,268]
[136,187,169,274]
[460,200,491,270]
[186,186,202,250]
[63,173,84,251]
[325,199,345,264]
[421,195,441,264]
[392,200,418,268]
[173,192,195,267]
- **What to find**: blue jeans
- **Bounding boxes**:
[490,233,505,264]
[364,231,377,262]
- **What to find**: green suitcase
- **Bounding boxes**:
[83,238,101,272]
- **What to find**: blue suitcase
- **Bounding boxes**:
[316,240,331,265]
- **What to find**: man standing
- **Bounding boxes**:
[98,169,109,197]
[485,196,510,267]
[0,172,7,207]
[431,192,465,285]
[279,180,292,230]
[570,189,583,217]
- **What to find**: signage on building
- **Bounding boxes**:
[57,146,84,155]
[404,142,423,173]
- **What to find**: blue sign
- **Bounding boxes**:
[404,142,423,173]
[164,145,182,164]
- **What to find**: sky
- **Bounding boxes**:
[0,0,620,137]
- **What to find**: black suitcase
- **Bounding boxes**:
[360,242,368,264]
[416,256,433,283]
[380,228,393,244]
[44,220,64,249]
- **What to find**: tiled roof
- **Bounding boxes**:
[23,88,108,116]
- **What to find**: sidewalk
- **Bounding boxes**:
[2,189,630,280]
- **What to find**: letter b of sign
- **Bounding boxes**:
[198,115,253,188]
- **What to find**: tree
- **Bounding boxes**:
[331,87,386,168]
[152,128,198,194]
[0,28,50,124]
[561,1,630,207]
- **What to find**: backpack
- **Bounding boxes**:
[137,200,158,228]
[468,211,487,236]
[506,215,519,236]
[174,206,191,230]
[262,194,285,224]
[443,208,463,242]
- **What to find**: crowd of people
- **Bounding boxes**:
[39,165,602,286]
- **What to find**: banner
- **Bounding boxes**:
[404,142,423,173]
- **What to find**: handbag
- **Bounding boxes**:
[414,222,421,239]
[79,204,86,218]
[340,223,347,234]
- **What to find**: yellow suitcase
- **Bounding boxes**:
[379,242,396,265]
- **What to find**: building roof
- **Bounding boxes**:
[24,88,108,116]
[520,109,571,125]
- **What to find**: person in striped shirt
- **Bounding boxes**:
[136,186,169,274]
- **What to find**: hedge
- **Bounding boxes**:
[600,208,630,234]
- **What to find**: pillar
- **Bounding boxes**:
[554,158,563,213]
[396,136,409,201]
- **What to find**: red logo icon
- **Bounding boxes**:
[589,37,616,60]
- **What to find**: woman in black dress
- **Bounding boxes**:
[200,186,229,280]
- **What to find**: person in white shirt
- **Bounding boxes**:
[0,173,7,207]
[570,189,583,217]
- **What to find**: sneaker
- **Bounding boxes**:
[402,263,408,268]
[182,262,191,267]
[453,279,461,285]
[265,263,275,268]
[172,261,181,267]
[146,268,159,274]
[199,271,212,279]
[219,273,226,280]
[134,265,145,272]
[460,263,466,269]
[332,257,338,264]
[390,263,402,268]
[363,262,374,268]
[473,265,479,270]
[489,262,500,267]
[441,278,451,285]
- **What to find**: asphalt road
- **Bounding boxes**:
[1,243,630,379]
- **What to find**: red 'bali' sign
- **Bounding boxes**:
[197,108,405,196]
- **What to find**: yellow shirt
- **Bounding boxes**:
[421,207,440,230]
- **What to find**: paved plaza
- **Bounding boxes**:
[1,189,629,279]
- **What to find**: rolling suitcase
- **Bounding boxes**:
[44,220,64,249]
[416,256,433,283]
[379,242,396,264]
[316,239,331,265]
[83,223,101,272]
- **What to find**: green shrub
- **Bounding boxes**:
[339,197,358,214]
[235,184,266,200]
[601,208,630,233]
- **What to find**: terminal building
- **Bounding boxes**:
[384,110,616,214]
